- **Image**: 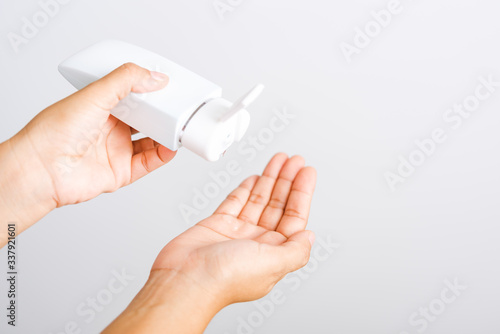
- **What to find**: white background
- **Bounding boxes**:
[1,0,500,333]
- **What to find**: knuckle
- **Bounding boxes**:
[226,194,242,204]
[141,153,152,173]
[284,207,307,221]
[119,62,143,79]
[238,214,253,225]
[268,197,286,210]
[120,62,138,72]
[249,193,267,205]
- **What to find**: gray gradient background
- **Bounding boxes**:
[1,0,500,333]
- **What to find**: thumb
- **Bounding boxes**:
[76,62,169,112]
[274,230,315,275]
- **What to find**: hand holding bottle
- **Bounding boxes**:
[0,63,175,244]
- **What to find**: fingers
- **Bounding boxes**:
[257,156,305,230]
[237,153,288,225]
[130,139,176,183]
[77,62,169,113]
[214,175,259,217]
[276,167,317,237]
[132,137,158,155]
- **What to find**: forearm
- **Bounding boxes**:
[0,133,56,247]
[103,269,225,334]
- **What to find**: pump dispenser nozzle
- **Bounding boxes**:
[180,84,264,161]
[220,84,265,122]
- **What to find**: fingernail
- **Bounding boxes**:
[308,232,315,246]
[150,71,169,82]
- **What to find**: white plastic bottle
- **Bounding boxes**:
[58,40,264,161]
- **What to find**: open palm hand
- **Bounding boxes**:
[152,153,317,304]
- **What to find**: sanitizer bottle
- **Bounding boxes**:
[58,40,264,161]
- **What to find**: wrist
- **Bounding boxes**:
[104,269,227,334]
[0,133,57,246]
